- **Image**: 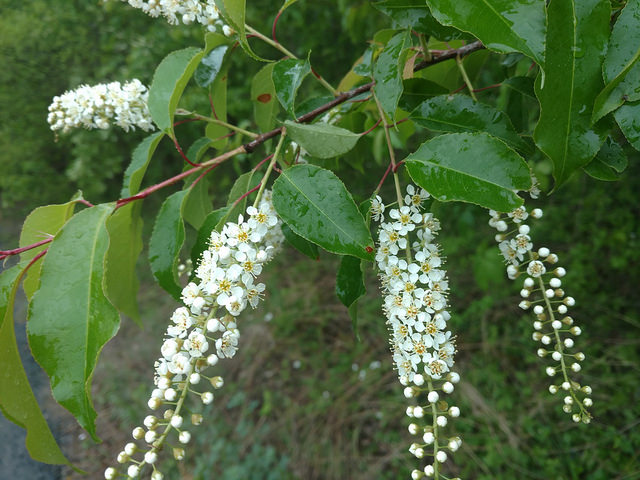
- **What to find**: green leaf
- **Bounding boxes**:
[216,170,261,230]
[410,94,530,152]
[272,165,374,261]
[336,255,366,341]
[182,140,214,229]
[148,47,204,133]
[27,204,119,440]
[405,132,532,211]
[583,137,628,181]
[214,0,265,61]
[190,207,230,275]
[279,0,300,12]
[205,55,231,147]
[121,132,165,197]
[372,0,463,40]
[148,190,189,300]
[614,101,640,151]
[272,57,311,117]
[103,203,143,324]
[195,44,229,88]
[19,199,78,301]
[502,76,536,99]
[252,63,280,133]
[592,0,640,122]
[534,0,610,187]
[425,0,546,66]
[0,265,72,466]
[399,78,449,112]
[283,120,360,159]
[281,223,319,260]
[373,30,410,121]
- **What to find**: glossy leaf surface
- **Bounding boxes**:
[410,94,529,152]
[425,0,545,66]
[283,120,360,159]
[0,265,71,466]
[272,165,374,261]
[614,101,640,151]
[19,200,77,300]
[372,0,462,40]
[534,0,609,187]
[281,223,319,260]
[28,204,119,440]
[592,0,640,122]
[583,137,628,181]
[373,30,410,121]
[148,190,189,300]
[195,45,229,88]
[148,47,204,132]
[405,132,531,211]
[272,57,311,117]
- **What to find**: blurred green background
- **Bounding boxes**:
[0,1,638,479]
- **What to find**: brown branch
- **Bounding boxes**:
[3,42,486,256]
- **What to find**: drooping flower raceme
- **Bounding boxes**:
[104,192,283,480]
[374,185,462,480]
[115,0,232,33]
[489,206,592,423]
[47,79,154,133]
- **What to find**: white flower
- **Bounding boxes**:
[184,331,209,358]
[370,195,385,222]
[168,353,191,375]
[527,260,546,278]
[216,330,239,358]
[47,80,154,133]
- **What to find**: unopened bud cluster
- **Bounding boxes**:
[373,185,462,479]
[105,193,283,479]
[117,0,232,33]
[489,206,592,423]
[48,79,154,133]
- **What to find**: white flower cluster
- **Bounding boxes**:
[374,185,462,479]
[105,193,283,480]
[489,206,592,424]
[47,79,154,133]
[118,0,232,33]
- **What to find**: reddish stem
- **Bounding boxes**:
[376,161,393,192]
[252,153,274,172]
[77,198,94,208]
[452,83,466,94]
[232,183,261,209]
[190,162,222,190]
[272,10,283,43]
[20,248,49,275]
[393,160,405,173]
[0,238,53,261]
[473,83,502,93]
[360,118,382,136]
[209,94,219,120]
[386,118,409,129]
[174,138,201,167]
[174,118,201,128]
